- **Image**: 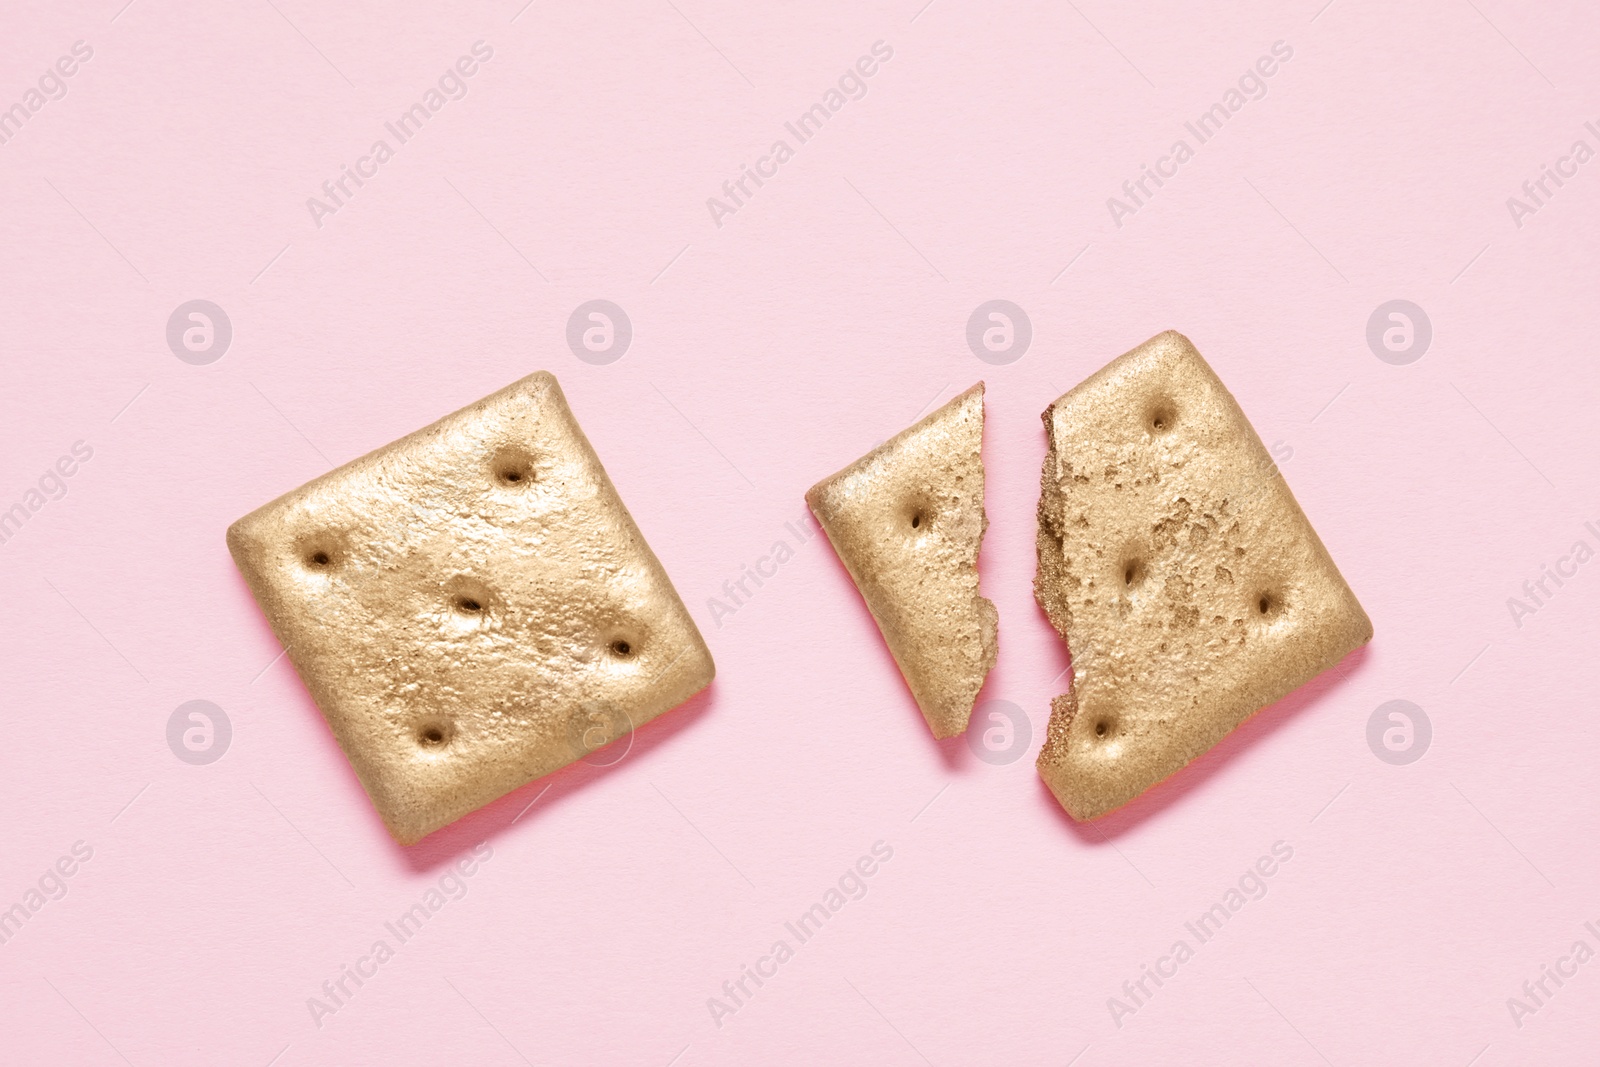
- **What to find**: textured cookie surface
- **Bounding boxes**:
[227,372,714,845]
[806,384,997,739]
[1035,333,1371,819]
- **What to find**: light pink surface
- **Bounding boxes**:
[3,1,1598,1063]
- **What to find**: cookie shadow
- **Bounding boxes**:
[1041,643,1372,843]
[394,683,719,873]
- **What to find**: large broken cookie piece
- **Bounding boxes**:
[806,384,997,739]
[228,372,713,845]
[1035,333,1371,819]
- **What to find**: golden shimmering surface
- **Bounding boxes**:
[1035,333,1371,820]
[806,383,997,739]
[227,372,713,845]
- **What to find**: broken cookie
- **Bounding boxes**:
[1035,332,1371,819]
[807,383,998,739]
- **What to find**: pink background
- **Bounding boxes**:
[2,0,1598,1063]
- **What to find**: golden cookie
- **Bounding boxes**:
[1035,333,1371,819]
[227,372,714,845]
[807,384,997,739]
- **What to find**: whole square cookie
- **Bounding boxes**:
[228,372,714,845]
[1035,332,1371,819]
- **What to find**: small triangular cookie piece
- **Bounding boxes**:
[228,372,714,845]
[1035,332,1372,819]
[806,384,997,739]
